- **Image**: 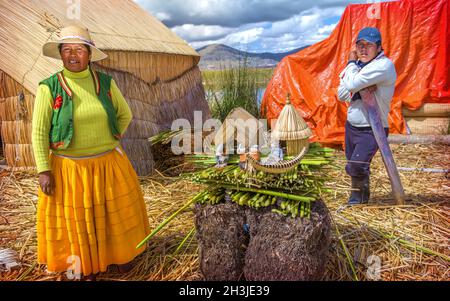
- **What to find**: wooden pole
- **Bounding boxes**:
[360,89,405,204]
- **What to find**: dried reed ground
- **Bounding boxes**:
[0,144,448,281]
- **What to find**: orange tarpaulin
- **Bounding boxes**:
[261,0,450,146]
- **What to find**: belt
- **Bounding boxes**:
[53,146,123,160]
[346,121,372,131]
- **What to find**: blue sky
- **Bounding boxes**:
[134,1,380,53]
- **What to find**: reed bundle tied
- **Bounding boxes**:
[183,143,334,219]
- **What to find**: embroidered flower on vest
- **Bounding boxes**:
[107,90,112,100]
[53,95,63,110]
[50,141,65,149]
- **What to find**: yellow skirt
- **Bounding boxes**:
[37,147,150,275]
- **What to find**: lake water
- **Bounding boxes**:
[257,87,266,108]
[207,87,266,109]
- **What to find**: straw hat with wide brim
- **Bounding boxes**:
[43,25,108,62]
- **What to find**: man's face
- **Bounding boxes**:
[356,40,381,63]
[60,43,90,72]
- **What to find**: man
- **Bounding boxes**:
[337,27,397,205]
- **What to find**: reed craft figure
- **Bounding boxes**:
[32,25,150,280]
[337,27,397,205]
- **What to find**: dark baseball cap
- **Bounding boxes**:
[356,27,382,44]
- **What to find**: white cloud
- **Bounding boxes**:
[172,24,235,42]
[318,23,338,35]
[134,0,358,52]
[255,7,345,52]
[135,0,363,27]
[224,27,265,45]
[189,27,265,50]
[155,12,171,21]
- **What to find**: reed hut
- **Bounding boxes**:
[0,0,210,175]
[271,94,312,156]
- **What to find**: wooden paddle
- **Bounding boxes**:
[360,89,406,204]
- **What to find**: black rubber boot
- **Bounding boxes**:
[360,176,370,204]
[348,177,362,205]
[348,176,370,205]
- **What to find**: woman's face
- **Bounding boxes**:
[60,43,90,72]
[356,40,381,63]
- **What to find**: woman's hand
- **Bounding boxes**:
[39,171,55,195]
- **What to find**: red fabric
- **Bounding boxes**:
[261,0,450,146]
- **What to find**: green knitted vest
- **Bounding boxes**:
[39,69,121,150]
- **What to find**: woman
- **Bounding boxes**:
[32,25,150,280]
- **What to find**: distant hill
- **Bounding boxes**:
[196,44,309,70]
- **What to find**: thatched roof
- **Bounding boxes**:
[272,97,312,141]
[0,0,199,95]
[0,0,210,175]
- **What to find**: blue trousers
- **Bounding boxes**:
[345,121,389,178]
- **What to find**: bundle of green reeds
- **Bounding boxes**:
[186,143,335,218]
[148,129,184,145]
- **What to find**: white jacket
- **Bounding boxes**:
[337,51,397,128]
